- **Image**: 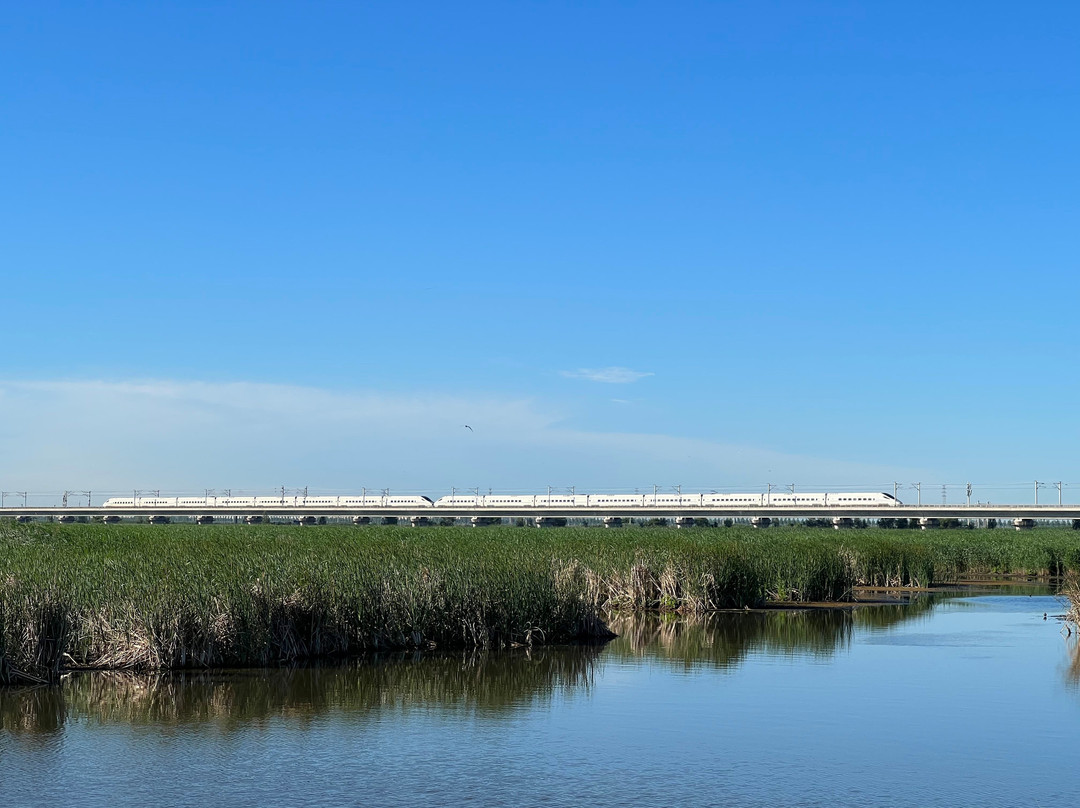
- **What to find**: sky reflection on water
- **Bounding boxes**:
[2,592,1077,808]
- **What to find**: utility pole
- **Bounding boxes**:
[893,482,900,501]
[1057,481,1063,506]
[914,482,921,507]
[767,483,773,506]
[1035,481,1039,506]
[941,484,947,505]
[966,483,972,507]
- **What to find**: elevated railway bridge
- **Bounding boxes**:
[3,504,1079,530]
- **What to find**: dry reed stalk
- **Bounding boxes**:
[1064,573,1080,626]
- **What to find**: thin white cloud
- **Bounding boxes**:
[561,367,654,384]
[0,378,931,498]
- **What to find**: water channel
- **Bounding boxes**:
[2,589,1078,807]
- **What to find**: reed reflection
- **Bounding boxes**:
[0,597,950,736]
[0,646,604,735]
[605,597,939,670]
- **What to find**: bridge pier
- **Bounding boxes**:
[410,516,430,527]
[471,516,501,527]
[100,514,120,523]
[603,516,623,528]
[832,517,854,529]
[381,516,398,526]
[919,517,940,530]
[15,515,32,523]
[298,515,317,526]
[57,514,75,523]
[1013,518,1036,531]
[245,515,264,525]
[148,515,170,525]
[352,516,371,525]
[196,515,214,525]
[751,517,771,528]
[675,516,697,529]
[534,517,567,528]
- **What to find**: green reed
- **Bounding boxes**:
[2,522,1079,681]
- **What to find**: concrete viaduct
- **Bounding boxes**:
[3,505,1078,529]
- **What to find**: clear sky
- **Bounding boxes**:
[2,2,1079,504]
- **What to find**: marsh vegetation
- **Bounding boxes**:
[2,522,1079,682]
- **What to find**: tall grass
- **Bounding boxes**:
[1064,573,1080,626]
[2,522,1079,681]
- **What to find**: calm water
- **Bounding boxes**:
[3,592,1078,807]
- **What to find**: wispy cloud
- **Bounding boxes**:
[0,378,930,497]
[561,367,654,384]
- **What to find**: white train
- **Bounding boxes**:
[431,492,900,508]
[101,495,436,509]
[102,492,900,509]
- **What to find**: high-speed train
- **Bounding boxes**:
[102,492,901,509]
[101,495,435,509]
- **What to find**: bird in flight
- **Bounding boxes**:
[463,424,473,432]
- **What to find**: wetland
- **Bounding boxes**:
[2,588,1077,807]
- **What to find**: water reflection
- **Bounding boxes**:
[606,597,939,669]
[0,597,956,735]
[0,647,601,735]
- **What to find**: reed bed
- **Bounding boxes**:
[2,522,1079,682]
[1064,573,1080,626]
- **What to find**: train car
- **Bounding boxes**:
[586,494,646,508]
[481,495,539,508]
[521,495,585,508]
[643,494,705,507]
[766,493,828,507]
[382,496,433,508]
[294,497,339,508]
[433,495,482,507]
[702,493,765,507]
[253,496,303,507]
[825,492,900,507]
[340,495,389,508]
[136,497,178,508]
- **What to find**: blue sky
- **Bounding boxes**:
[2,2,1079,503]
